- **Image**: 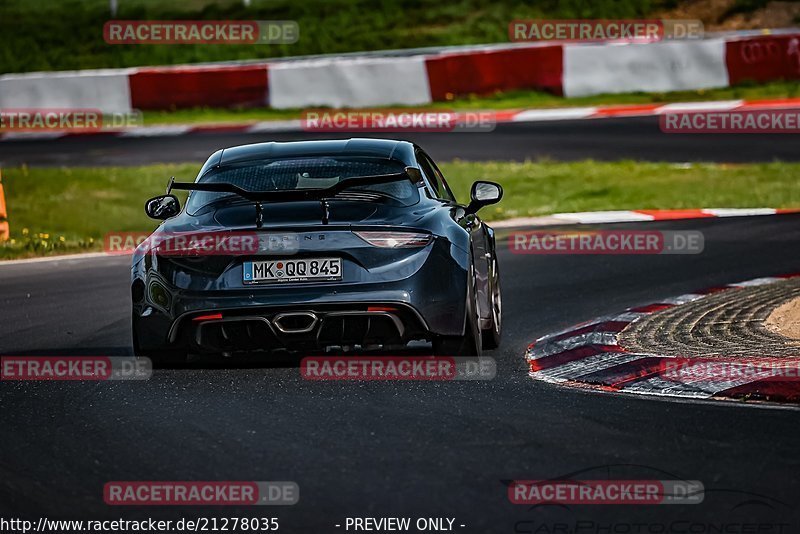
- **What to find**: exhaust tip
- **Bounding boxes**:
[273,312,318,334]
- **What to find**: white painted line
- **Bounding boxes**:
[701,208,777,217]
[491,208,794,229]
[119,126,192,137]
[728,277,782,287]
[247,120,304,133]
[659,294,706,305]
[490,216,566,228]
[656,100,743,113]
[0,252,128,266]
[552,211,655,224]
[0,132,67,141]
[512,107,597,122]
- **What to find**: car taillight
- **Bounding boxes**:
[355,231,432,248]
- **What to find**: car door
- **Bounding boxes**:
[416,149,492,327]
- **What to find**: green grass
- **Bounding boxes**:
[442,160,800,220]
[141,81,800,126]
[2,160,798,259]
[0,0,675,74]
[0,164,192,259]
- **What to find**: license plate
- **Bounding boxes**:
[243,258,342,284]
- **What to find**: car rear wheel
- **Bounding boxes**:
[138,350,187,368]
[481,258,502,350]
[432,273,482,357]
[132,317,187,367]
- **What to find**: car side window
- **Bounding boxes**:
[417,151,455,202]
[429,158,456,203]
[416,151,441,197]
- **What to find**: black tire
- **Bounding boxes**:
[139,350,187,368]
[481,257,502,350]
[132,316,187,368]
[433,272,482,357]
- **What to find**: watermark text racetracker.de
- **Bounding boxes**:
[509,230,704,255]
[662,357,800,382]
[104,481,298,506]
[0,109,142,132]
[301,356,496,381]
[104,20,298,44]
[105,231,302,256]
[661,109,800,133]
[509,19,703,42]
[508,479,704,505]
[301,110,496,132]
[1,356,151,381]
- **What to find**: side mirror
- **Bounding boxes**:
[466,181,503,214]
[145,194,181,220]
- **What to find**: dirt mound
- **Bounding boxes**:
[656,0,800,31]
[765,295,800,340]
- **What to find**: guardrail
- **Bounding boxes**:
[0,29,798,112]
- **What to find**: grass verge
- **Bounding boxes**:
[1,160,798,259]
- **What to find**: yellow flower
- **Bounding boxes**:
[22,228,29,236]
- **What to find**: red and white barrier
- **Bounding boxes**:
[0,68,134,113]
[425,44,563,99]
[562,39,729,97]
[268,55,431,109]
[1,31,798,112]
[130,65,268,109]
[725,34,800,84]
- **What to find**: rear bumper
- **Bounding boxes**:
[174,303,427,353]
[132,252,468,353]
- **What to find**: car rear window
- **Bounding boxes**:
[187,156,416,212]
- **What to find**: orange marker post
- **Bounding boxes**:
[0,168,8,241]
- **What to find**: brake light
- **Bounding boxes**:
[355,231,432,248]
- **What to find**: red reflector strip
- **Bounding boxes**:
[368,306,396,312]
[193,313,223,322]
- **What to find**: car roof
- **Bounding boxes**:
[215,138,415,167]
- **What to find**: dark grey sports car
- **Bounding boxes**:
[132,138,502,364]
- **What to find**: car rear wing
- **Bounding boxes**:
[166,166,423,203]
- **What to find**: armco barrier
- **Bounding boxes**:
[0,69,133,113]
[130,65,269,110]
[267,56,431,109]
[425,44,563,99]
[725,34,800,85]
[1,31,799,112]
[562,39,729,97]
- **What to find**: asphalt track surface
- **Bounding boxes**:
[2,116,800,166]
[2,215,800,531]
